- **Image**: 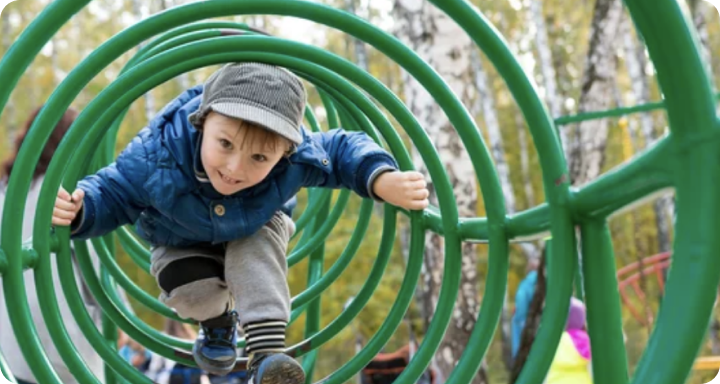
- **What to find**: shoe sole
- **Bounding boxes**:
[257,355,306,384]
[192,345,237,376]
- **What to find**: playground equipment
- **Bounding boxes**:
[616,253,720,373]
[0,0,718,383]
[617,252,671,327]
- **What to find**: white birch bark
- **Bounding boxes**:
[345,0,369,72]
[470,49,541,369]
[621,16,673,254]
[689,0,712,76]
[515,114,535,208]
[527,0,567,155]
[132,0,155,121]
[167,0,191,89]
[567,0,624,186]
[393,0,482,382]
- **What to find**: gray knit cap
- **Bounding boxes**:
[188,62,306,144]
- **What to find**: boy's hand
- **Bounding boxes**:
[53,187,85,226]
[372,171,430,211]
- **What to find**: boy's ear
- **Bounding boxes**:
[285,144,297,158]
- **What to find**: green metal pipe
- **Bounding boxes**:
[554,92,720,126]
[626,0,720,382]
[301,193,329,381]
[29,37,429,382]
[57,233,152,383]
[580,220,629,384]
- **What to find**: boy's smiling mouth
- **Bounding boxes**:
[218,171,241,185]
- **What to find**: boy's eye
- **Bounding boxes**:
[252,154,267,162]
[219,139,232,149]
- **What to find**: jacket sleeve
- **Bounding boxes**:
[302,128,398,199]
[70,131,151,240]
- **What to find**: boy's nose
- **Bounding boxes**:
[226,159,245,176]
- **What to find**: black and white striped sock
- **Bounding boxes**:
[243,320,287,355]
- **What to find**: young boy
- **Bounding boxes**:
[52,62,429,384]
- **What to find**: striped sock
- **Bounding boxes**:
[243,320,287,355]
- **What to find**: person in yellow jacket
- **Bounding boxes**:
[546,297,593,384]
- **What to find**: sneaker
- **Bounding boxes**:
[248,353,305,384]
[193,311,239,375]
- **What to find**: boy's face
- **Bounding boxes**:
[201,112,289,195]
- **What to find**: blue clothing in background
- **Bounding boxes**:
[512,270,537,358]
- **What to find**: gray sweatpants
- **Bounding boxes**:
[150,212,295,325]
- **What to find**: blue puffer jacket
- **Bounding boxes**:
[71,86,398,247]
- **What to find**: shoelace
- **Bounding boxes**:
[203,326,235,347]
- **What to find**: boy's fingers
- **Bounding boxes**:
[58,187,71,201]
[411,180,427,189]
[412,189,430,200]
[51,216,72,226]
[405,171,423,181]
[55,198,77,211]
[409,199,429,210]
[71,189,85,202]
[53,207,77,220]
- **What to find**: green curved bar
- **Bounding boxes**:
[80,31,354,335]
[1,0,717,383]
[114,227,151,272]
[0,1,85,377]
[100,269,195,354]
[625,0,719,383]
[57,235,153,383]
[107,24,333,262]
[420,1,570,382]
[0,348,15,384]
[87,237,187,322]
[27,38,427,381]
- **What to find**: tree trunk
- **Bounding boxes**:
[689,0,712,74]
[345,0,369,72]
[513,0,624,379]
[621,16,673,257]
[393,1,484,382]
[515,113,535,208]
[132,0,156,121]
[167,0,191,89]
[470,49,539,370]
[527,0,566,155]
[567,0,624,186]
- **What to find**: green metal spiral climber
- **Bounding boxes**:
[0,0,717,383]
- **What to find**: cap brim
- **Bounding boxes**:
[211,102,302,145]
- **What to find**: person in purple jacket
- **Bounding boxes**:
[51,62,430,384]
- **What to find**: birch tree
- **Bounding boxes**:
[567,0,624,185]
[689,0,712,74]
[393,0,484,382]
[345,0,369,72]
[470,49,540,369]
[527,0,566,154]
[131,0,155,122]
[167,0,191,90]
[514,0,624,376]
[621,17,673,255]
